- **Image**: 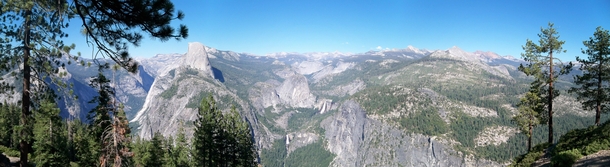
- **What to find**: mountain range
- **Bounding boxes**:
[3,42,598,166]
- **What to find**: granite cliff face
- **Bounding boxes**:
[131,43,237,139]
[322,100,500,167]
[182,42,214,78]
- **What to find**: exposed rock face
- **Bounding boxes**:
[315,79,366,97]
[310,61,356,83]
[110,66,155,117]
[137,53,183,77]
[247,69,317,111]
[275,73,316,108]
[182,42,214,78]
[429,46,513,80]
[286,132,319,154]
[322,100,366,167]
[131,66,244,139]
[131,43,250,139]
[248,80,283,111]
[293,61,325,75]
[322,100,501,167]
[475,126,519,147]
[248,68,316,110]
[0,72,21,104]
[316,99,335,114]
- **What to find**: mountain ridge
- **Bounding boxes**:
[3,42,595,167]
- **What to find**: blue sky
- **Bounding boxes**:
[66,0,610,61]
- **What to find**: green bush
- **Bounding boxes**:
[70,162,80,167]
[532,142,551,152]
[0,145,19,157]
[509,143,549,167]
[551,149,582,167]
[554,120,610,157]
[582,139,610,155]
[509,151,543,167]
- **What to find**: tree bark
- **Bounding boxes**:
[548,45,554,144]
[596,58,602,126]
[20,10,32,167]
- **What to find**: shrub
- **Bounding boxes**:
[509,151,543,167]
[582,139,610,155]
[509,142,549,167]
[551,149,582,167]
[0,145,19,157]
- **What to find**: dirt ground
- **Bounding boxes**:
[573,150,610,167]
[532,150,610,167]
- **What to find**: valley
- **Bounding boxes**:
[10,42,600,166]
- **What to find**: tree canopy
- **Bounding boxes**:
[570,26,610,126]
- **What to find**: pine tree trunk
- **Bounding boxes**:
[20,10,32,167]
[596,60,602,126]
[548,46,554,144]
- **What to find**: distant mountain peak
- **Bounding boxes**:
[474,51,501,59]
[404,45,428,55]
[182,42,214,78]
[448,46,466,54]
[407,45,417,50]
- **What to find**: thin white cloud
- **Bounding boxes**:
[376,46,382,50]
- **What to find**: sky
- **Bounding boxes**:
[65,0,610,61]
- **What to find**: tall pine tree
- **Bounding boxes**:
[518,22,572,144]
[88,71,113,165]
[0,1,188,165]
[193,95,217,167]
[229,106,257,167]
[148,132,166,167]
[171,121,191,167]
[0,1,75,165]
[100,104,133,167]
[513,86,543,151]
[570,26,610,126]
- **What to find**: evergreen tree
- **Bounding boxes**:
[229,106,257,167]
[518,22,572,144]
[71,119,100,166]
[100,104,133,167]
[131,137,149,167]
[31,100,69,166]
[0,102,20,149]
[0,1,188,164]
[72,0,188,73]
[193,96,257,167]
[193,96,216,167]
[0,1,75,165]
[570,26,610,126]
[172,121,191,167]
[162,136,175,167]
[148,132,166,167]
[87,71,113,166]
[513,86,543,151]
